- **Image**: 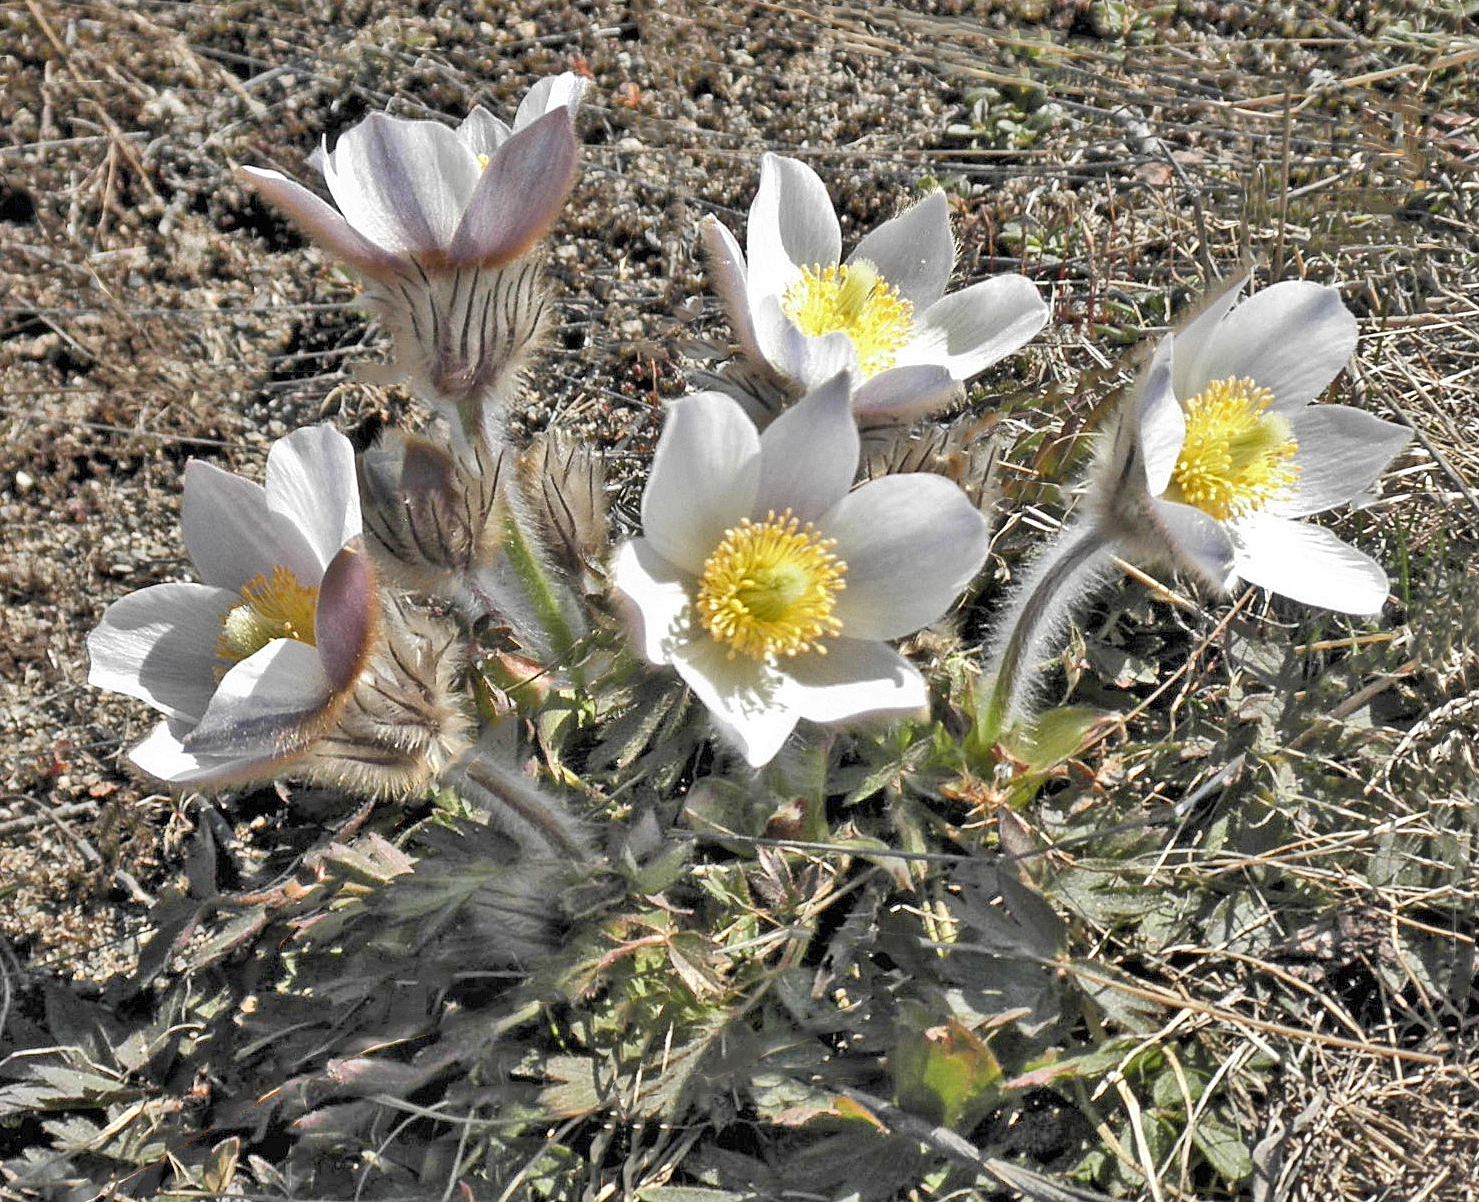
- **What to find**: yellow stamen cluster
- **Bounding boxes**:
[476,152,491,171]
[781,260,914,378]
[216,564,319,668]
[1167,377,1300,521]
[696,510,847,662]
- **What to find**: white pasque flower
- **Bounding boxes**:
[239,74,586,434]
[701,153,1048,423]
[88,426,379,786]
[611,374,991,766]
[1100,277,1411,614]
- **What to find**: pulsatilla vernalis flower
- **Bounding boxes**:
[240,74,586,439]
[701,153,1048,423]
[612,373,991,767]
[88,426,383,787]
[1098,277,1410,614]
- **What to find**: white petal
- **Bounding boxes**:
[754,373,858,523]
[747,153,840,303]
[670,636,796,767]
[641,392,759,576]
[610,539,693,665]
[781,638,927,724]
[1169,271,1248,400]
[1148,498,1236,591]
[700,215,764,363]
[851,364,962,424]
[183,639,332,758]
[1232,515,1391,614]
[236,167,404,279]
[264,425,362,577]
[752,295,858,387]
[322,113,480,253]
[897,274,1048,381]
[88,583,239,723]
[455,106,513,159]
[1183,280,1357,413]
[513,72,587,129]
[1273,406,1411,518]
[825,474,989,641]
[182,460,320,591]
[847,191,953,308]
[129,718,290,787]
[1137,337,1185,496]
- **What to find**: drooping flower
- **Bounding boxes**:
[700,153,1048,423]
[88,426,385,787]
[611,373,991,767]
[239,74,586,443]
[1095,276,1411,614]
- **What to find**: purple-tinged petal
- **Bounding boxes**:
[1183,280,1357,413]
[898,274,1048,381]
[781,638,927,724]
[1232,515,1390,614]
[315,541,379,691]
[1272,406,1411,518]
[641,392,760,576]
[88,583,239,723]
[322,113,479,254]
[1147,498,1236,591]
[700,215,764,363]
[182,459,320,592]
[183,639,331,759]
[747,153,840,302]
[824,474,990,641]
[851,364,961,424]
[669,636,796,767]
[447,108,578,266]
[237,167,406,280]
[130,717,297,787]
[1137,338,1185,496]
[610,539,693,665]
[847,190,954,308]
[264,425,361,576]
[753,373,858,523]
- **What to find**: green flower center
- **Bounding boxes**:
[216,565,319,668]
[696,510,847,661]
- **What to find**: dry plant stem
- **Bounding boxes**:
[985,519,1115,732]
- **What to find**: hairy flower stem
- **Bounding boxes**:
[497,503,585,684]
[982,520,1115,738]
[449,746,592,861]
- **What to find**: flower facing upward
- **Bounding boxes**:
[611,374,991,766]
[88,426,379,786]
[1098,277,1411,614]
[240,74,585,277]
[701,153,1048,422]
[239,75,586,441]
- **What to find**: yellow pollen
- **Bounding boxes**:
[476,152,491,171]
[1166,377,1300,522]
[696,509,847,662]
[215,564,319,669]
[780,260,914,378]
